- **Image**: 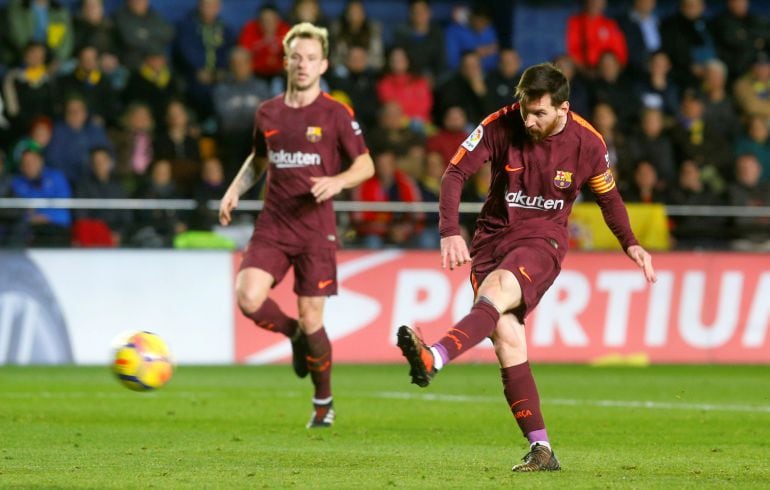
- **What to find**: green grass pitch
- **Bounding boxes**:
[1,364,769,488]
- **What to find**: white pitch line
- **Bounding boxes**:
[373,391,770,414]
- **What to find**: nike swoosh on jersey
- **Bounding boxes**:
[505,164,524,172]
[318,279,334,289]
[518,266,532,282]
[264,129,280,138]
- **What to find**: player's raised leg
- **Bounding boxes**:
[298,295,334,428]
[492,314,560,472]
[236,267,308,378]
[397,268,519,386]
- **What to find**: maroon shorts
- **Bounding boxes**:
[471,238,561,323]
[240,236,338,297]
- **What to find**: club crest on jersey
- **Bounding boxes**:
[306,126,322,143]
[554,170,573,189]
[461,125,484,151]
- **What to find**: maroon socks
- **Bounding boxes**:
[434,298,500,362]
[501,361,549,445]
[306,327,332,402]
[245,298,298,338]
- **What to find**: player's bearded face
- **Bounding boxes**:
[521,95,569,142]
[286,38,328,91]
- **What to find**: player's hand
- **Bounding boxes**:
[441,235,471,270]
[310,176,344,203]
[626,244,656,283]
[218,191,239,226]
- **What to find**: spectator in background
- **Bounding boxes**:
[393,0,446,82]
[626,107,678,185]
[0,149,25,246]
[173,0,235,123]
[288,0,328,28]
[46,96,112,183]
[634,50,679,118]
[57,45,119,126]
[711,0,770,81]
[72,0,129,94]
[726,153,770,250]
[11,147,72,246]
[131,158,187,247]
[74,147,132,244]
[2,41,56,137]
[108,102,155,192]
[154,99,201,196]
[123,48,179,124]
[114,0,174,70]
[238,4,290,81]
[0,3,16,67]
[666,159,727,249]
[552,54,590,117]
[660,0,715,89]
[368,101,424,157]
[459,160,491,239]
[670,88,732,193]
[74,0,117,56]
[702,58,740,144]
[733,50,770,119]
[73,0,126,94]
[426,106,468,165]
[616,0,661,78]
[376,46,432,130]
[734,115,770,181]
[589,51,638,131]
[591,102,628,177]
[434,51,494,125]
[6,0,74,70]
[350,149,424,248]
[330,0,384,71]
[621,160,666,203]
[190,156,226,230]
[11,115,52,173]
[444,4,499,72]
[566,0,628,74]
[213,46,271,178]
[327,44,378,133]
[485,48,521,109]
[0,92,10,149]
[416,150,445,249]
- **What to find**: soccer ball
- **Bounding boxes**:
[112,331,174,392]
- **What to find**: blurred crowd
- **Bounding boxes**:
[0,0,769,251]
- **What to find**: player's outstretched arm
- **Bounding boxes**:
[441,235,471,270]
[310,152,374,203]
[218,152,265,226]
[626,244,656,283]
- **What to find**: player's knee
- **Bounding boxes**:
[298,310,323,334]
[236,287,267,316]
[478,270,521,311]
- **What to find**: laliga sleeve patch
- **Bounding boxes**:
[461,125,484,151]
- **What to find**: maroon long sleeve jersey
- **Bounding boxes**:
[440,103,639,261]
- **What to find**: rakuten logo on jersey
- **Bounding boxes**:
[268,149,321,168]
[506,190,564,210]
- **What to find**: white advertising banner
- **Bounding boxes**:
[0,250,234,365]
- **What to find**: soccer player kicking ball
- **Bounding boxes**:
[397,63,656,471]
[219,23,373,428]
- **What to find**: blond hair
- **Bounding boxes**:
[283,22,329,59]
